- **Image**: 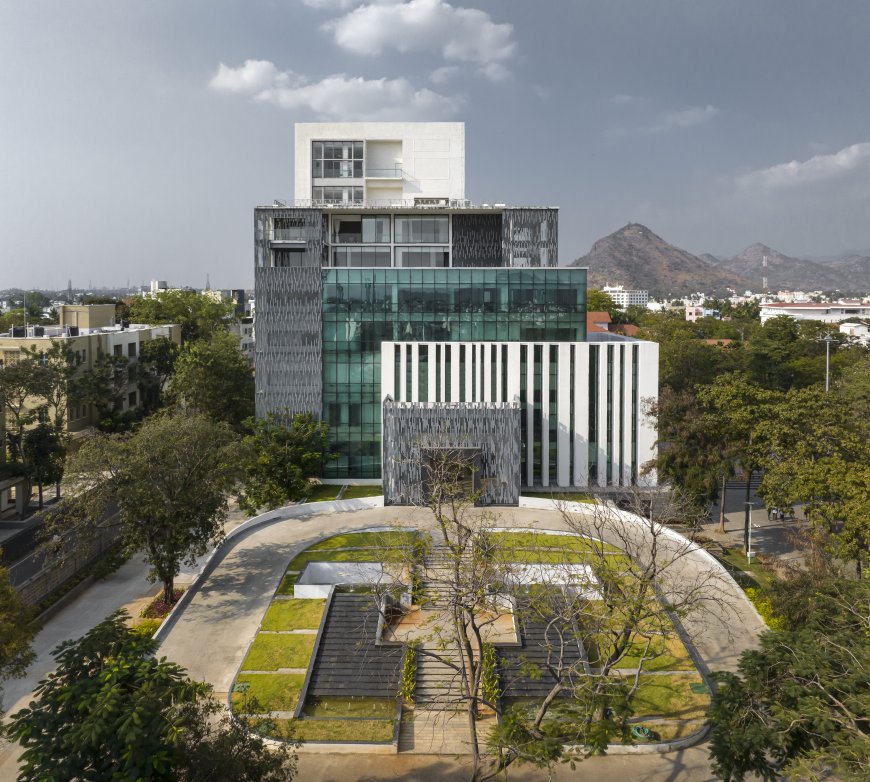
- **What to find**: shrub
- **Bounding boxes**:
[744,587,783,630]
[141,588,185,619]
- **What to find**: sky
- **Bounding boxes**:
[2,0,870,289]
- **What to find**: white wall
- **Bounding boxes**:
[294,122,465,202]
[381,339,659,490]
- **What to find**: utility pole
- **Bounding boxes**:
[823,333,835,391]
[744,500,755,561]
[718,470,727,534]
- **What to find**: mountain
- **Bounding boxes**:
[716,244,854,292]
[817,254,870,291]
[569,223,750,298]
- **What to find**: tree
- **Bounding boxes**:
[59,413,242,603]
[0,355,44,463]
[127,290,236,343]
[757,382,870,574]
[238,410,332,514]
[709,574,869,782]
[378,457,725,781]
[0,558,36,713]
[698,374,782,553]
[586,289,620,320]
[22,424,64,509]
[168,332,254,430]
[73,352,129,430]
[138,336,180,414]
[6,611,296,781]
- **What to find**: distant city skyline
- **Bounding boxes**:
[2,0,870,288]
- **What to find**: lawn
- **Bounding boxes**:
[522,492,596,503]
[341,485,384,499]
[241,633,316,671]
[256,718,395,743]
[308,531,415,551]
[261,599,325,631]
[716,546,776,590]
[630,674,710,720]
[303,696,395,719]
[287,547,404,572]
[232,673,305,713]
[612,635,695,671]
[275,572,299,596]
[303,483,342,502]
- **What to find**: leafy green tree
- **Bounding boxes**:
[73,352,129,430]
[6,611,296,781]
[168,332,254,430]
[127,290,236,343]
[60,413,242,603]
[0,558,35,712]
[709,574,870,781]
[22,424,64,509]
[0,355,44,463]
[138,337,180,414]
[698,374,782,552]
[238,411,332,514]
[758,382,870,574]
[649,388,735,509]
[586,289,620,319]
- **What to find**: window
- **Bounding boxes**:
[273,216,306,241]
[312,186,364,204]
[395,246,449,267]
[333,247,392,267]
[273,249,307,267]
[394,215,449,243]
[127,343,136,358]
[128,391,137,408]
[113,344,122,357]
[312,141,363,179]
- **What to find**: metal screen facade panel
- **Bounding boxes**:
[502,208,559,267]
[382,398,521,506]
[254,207,324,417]
[451,213,503,267]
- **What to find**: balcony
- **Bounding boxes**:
[365,167,403,179]
[272,228,308,242]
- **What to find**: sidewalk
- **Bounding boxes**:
[0,504,250,778]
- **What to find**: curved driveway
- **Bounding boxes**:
[157,498,766,781]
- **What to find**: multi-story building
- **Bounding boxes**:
[0,304,180,439]
[760,300,870,324]
[602,284,649,310]
[254,122,658,503]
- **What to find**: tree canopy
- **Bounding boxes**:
[0,558,36,711]
[168,332,254,431]
[126,290,236,344]
[709,573,870,782]
[238,410,332,514]
[59,413,243,602]
[6,611,296,781]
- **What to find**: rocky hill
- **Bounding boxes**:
[715,243,847,292]
[569,223,750,298]
[814,253,870,291]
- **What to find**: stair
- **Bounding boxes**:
[415,647,466,709]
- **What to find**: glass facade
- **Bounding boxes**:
[321,267,587,478]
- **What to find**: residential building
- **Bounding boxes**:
[602,284,648,309]
[839,321,870,345]
[0,304,180,440]
[685,305,720,322]
[760,300,870,324]
[254,122,658,503]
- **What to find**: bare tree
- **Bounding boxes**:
[378,466,733,781]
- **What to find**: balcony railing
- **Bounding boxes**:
[365,167,403,178]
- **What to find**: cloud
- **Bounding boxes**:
[609,93,646,106]
[647,104,718,133]
[430,65,459,84]
[737,142,870,190]
[325,0,516,81]
[301,0,360,9]
[210,60,461,120]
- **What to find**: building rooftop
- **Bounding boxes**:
[259,199,558,211]
[0,323,167,340]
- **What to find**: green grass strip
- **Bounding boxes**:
[261,599,325,631]
[242,633,316,671]
[232,673,305,713]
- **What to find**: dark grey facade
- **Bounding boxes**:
[381,397,522,506]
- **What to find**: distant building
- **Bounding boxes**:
[230,316,255,365]
[760,300,870,324]
[685,305,720,322]
[0,304,180,442]
[839,322,870,345]
[602,285,648,310]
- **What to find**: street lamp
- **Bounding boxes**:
[744,501,755,562]
[823,333,836,392]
